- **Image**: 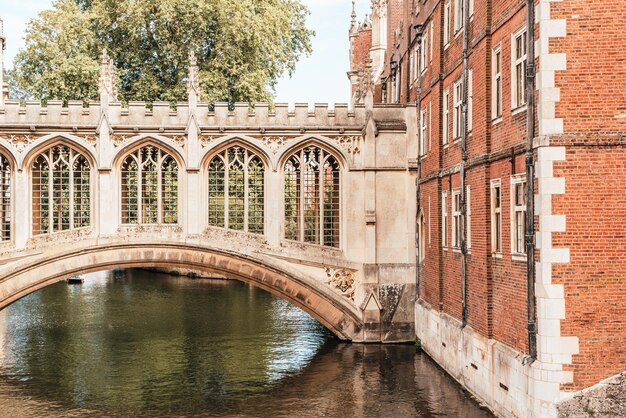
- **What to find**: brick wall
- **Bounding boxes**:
[547,0,626,392]
[364,0,625,397]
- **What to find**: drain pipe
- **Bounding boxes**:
[460,0,470,326]
[525,0,537,361]
[414,24,424,299]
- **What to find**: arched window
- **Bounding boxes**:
[284,146,340,248]
[208,146,264,234]
[32,145,90,235]
[0,154,11,241]
[121,145,178,224]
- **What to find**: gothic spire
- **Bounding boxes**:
[350,1,358,34]
[99,48,118,103]
[187,51,201,105]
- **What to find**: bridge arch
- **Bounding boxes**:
[0,243,363,341]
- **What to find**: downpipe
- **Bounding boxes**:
[460,0,470,327]
[525,0,538,361]
[414,25,424,301]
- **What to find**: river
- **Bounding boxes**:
[0,269,492,417]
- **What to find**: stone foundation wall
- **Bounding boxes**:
[415,300,575,418]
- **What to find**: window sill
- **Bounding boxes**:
[512,253,527,262]
[491,252,503,259]
[452,247,461,254]
[444,42,450,50]
[511,105,527,117]
[454,28,464,40]
[492,116,503,126]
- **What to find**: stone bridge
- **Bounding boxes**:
[0,55,418,342]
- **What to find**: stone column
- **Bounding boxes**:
[13,169,29,249]
[265,169,282,247]
[97,49,119,235]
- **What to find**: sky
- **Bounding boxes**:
[0,0,371,105]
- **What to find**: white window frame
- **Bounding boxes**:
[442,191,448,248]
[443,89,450,146]
[409,49,414,83]
[420,108,428,156]
[511,27,528,111]
[429,21,434,63]
[451,188,461,249]
[418,211,426,263]
[413,46,419,81]
[510,174,527,259]
[454,0,464,33]
[420,33,428,74]
[444,1,451,48]
[453,79,463,141]
[490,179,502,255]
[492,45,502,121]
[466,185,471,251]
[468,70,473,133]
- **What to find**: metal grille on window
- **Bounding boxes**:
[32,145,90,235]
[207,146,265,234]
[120,145,178,225]
[284,146,340,248]
[0,154,10,241]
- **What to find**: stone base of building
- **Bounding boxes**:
[415,300,579,418]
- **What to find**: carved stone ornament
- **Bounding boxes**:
[329,135,362,162]
[111,134,130,147]
[262,136,287,154]
[2,134,42,153]
[80,135,98,146]
[354,55,375,105]
[324,267,356,301]
[168,135,186,147]
[200,135,215,148]
[371,0,388,19]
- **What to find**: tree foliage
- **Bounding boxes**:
[9,0,313,104]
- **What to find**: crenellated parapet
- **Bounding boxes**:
[0,101,373,130]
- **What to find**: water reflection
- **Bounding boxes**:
[0,269,491,417]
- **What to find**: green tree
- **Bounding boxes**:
[9,0,313,104]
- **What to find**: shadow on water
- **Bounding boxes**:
[0,269,492,417]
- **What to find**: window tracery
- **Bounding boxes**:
[32,145,90,235]
[0,154,10,241]
[207,146,265,234]
[284,146,340,248]
[121,145,178,224]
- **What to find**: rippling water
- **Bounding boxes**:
[0,269,492,417]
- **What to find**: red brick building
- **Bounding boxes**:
[350,0,625,416]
